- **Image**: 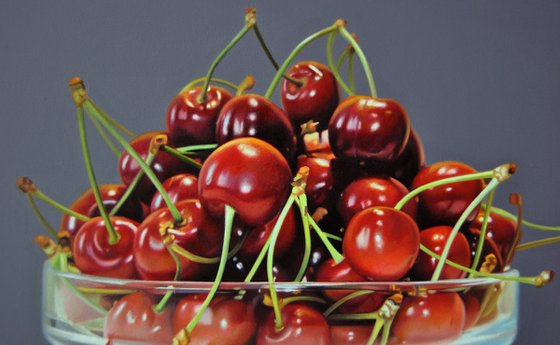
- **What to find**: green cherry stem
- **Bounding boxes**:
[327,31,353,96]
[485,206,560,231]
[89,115,121,158]
[293,194,312,282]
[323,290,375,317]
[153,227,183,314]
[517,236,560,251]
[348,50,356,92]
[25,194,58,238]
[176,143,218,153]
[336,46,352,71]
[281,295,328,306]
[179,77,239,95]
[89,99,134,138]
[162,145,203,170]
[470,190,495,275]
[367,320,385,345]
[337,25,377,97]
[305,213,344,264]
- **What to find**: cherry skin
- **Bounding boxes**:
[60,184,143,241]
[199,137,292,226]
[297,154,335,208]
[461,292,482,330]
[315,258,367,303]
[134,199,222,281]
[343,207,420,281]
[337,176,417,224]
[166,85,233,147]
[388,128,426,187]
[72,216,139,279]
[392,292,466,344]
[281,61,340,128]
[411,161,484,226]
[411,225,472,280]
[224,254,294,282]
[104,292,173,345]
[328,96,410,163]
[330,325,373,345]
[173,295,256,345]
[471,210,517,260]
[150,173,198,212]
[464,228,504,272]
[216,94,297,160]
[256,303,330,345]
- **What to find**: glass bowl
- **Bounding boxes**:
[42,262,518,345]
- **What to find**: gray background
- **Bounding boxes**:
[1,0,559,344]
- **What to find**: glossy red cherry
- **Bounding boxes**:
[281,61,339,128]
[216,94,296,160]
[338,176,417,224]
[119,131,188,204]
[343,207,420,281]
[104,292,173,345]
[256,303,330,345]
[461,292,482,330]
[315,258,367,303]
[167,85,233,147]
[471,210,517,260]
[72,216,138,279]
[328,96,410,163]
[224,254,294,282]
[330,325,372,345]
[150,173,198,212]
[297,154,335,208]
[173,295,256,345]
[60,184,143,241]
[389,128,426,187]
[392,293,466,344]
[134,199,222,281]
[199,137,292,226]
[411,226,472,280]
[411,161,484,226]
[464,228,504,273]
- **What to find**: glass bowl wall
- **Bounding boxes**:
[42,262,518,345]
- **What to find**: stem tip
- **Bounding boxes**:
[536,270,554,287]
[68,76,84,87]
[509,193,522,206]
[493,163,517,182]
[150,134,168,155]
[245,7,257,27]
[17,176,36,194]
[334,18,347,27]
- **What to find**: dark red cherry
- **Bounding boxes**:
[216,94,297,160]
[328,96,410,163]
[166,85,233,146]
[256,303,330,345]
[199,137,292,226]
[104,292,173,345]
[411,161,484,226]
[337,176,417,224]
[464,228,504,273]
[461,292,482,330]
[60,184,143,241]
[343,207,419,281]
[389,128,426,187]
[330,325,372,345]
[281,61,339,128]
[411,226,472,280]
[392,293,466,344]
[224,255,294,282]
[72,216,138,279]
[134,199,222,281]
[471,210,517,260]
[315,258,367,303]
[119,131,188,204]
[173,295,256,345]
[150,173,198,212]
[297,154,335,208]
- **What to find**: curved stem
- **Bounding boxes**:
[348,51,356,93]
[488,206,560,231]
[304,210,344,264]
[323,290,375,317]
[517,236,560,251]
[26,194,58,238]
[90,101,134,138]
[294,194,312,282]
[470,190,495,274]
[264,24,339,99]
[90,115,121,158]
[324,232,343,241]
[282,295,327,306]
[77,107,119,244]
[366,320,385,345]
[154,237,183,313]
[336,46,351,71]
[327,31,353,96]
[176,143,218,153]
[179,77,238,95]
[504,194,523,265]
[168,234,244,265]
[162,145,202,170]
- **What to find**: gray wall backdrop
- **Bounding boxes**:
[1,0,559,344]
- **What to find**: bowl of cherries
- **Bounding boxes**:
[20,8,558,345]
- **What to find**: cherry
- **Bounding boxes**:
[60,184,143,240]
[464,228,504,273]
[199,137,292,226]
[224,254,294,282]
[328,96,410,163]
[280,61,339,128]
[216,94,297,160]
[411,161,484,226]
[297,154,335,208]
[256,303,330,345]
[392,292,466,344]
[343,207,419,281]
[134,199,222,281]
[411,226,472,280]
[337,176,417,224]
[471,209,517,260]
[461,292,482,330]
[150,173,198,212]
[104,292,173,345]
[330,325,373,345]
[172,295,257,345]
[388,128,425,187]
[315,258,367,303]
[166,85,233,147]
[72,216,138,279]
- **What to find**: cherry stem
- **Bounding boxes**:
[327,31,353,96]
[25,194,58,238]
[336,46,352,71]
[89,115,121,158]
[196,10,255,104]
[154,232,182,313]
[77,107,119,244]
[323,290,375,317]
[176,143,218,153]
[162,145,203,170]
[165,230,244,264]
[517,236,560,251]
[486,206,560,231]
[348,51,356,93]
[294,194,312,282]
[304,212,344,264]
[366,320,385,345]
[282,295,328,306]
[90,100,135,138]
[324,233,342,241]
[470,190,495,275]
[337,25,378,98]
[505,193,523,265]
[179,77,239,95]
[235,74,256,96]
[264,23,340,99]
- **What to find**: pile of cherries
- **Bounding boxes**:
[20,9,557,345]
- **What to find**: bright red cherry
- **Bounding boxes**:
[411,226,472,280]
[338,176,417,224]
[72,216,138,279]
[173,295,256,345]
[389,128,426,187]
[297,154,335,208]
[199,137,292,226]
[343,207,419,281]
[166,85,233,147]
[471,210,517,260]
[256,303,330,345]
[60,184,143,240]
[330,325,372,345]
[392,293,466,344]
[281,61,339,128]
[150,173,198,212]
[216,94,297,160]
[315,258,367,303]
[328,96,410,163]
[104,292,173,345]
[411,161,484,226]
